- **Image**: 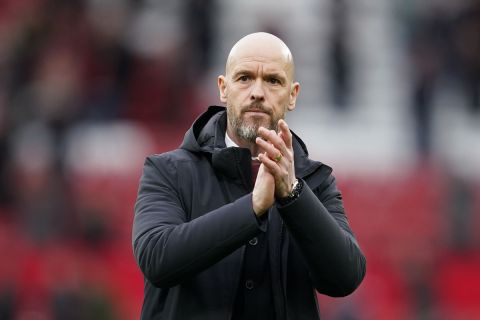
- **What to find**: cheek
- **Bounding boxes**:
[228,86,249,102]
[233,96,253,114]
[226,92,246,115]
[270,92,290,110]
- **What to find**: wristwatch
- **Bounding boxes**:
[277,178,304,206]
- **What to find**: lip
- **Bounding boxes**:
[244,109,268,115]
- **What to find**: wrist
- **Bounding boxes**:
[252,197,269,217]
[253,204,267,217]
[277,179,303,206]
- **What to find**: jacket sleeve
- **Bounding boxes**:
[132,156,264,288]
[277,175,366,297]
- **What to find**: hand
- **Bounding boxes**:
[252,163,275,216]
[255,119,296,199]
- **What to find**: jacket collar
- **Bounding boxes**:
[180,106,330,181]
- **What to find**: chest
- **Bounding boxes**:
[176,159,252,221]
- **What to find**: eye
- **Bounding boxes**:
[238,75,250,82]
[267,77,281,85]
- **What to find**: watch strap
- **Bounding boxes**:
[277,178,304,206]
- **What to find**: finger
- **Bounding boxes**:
[258,152,293,199]
[258,152,283,177]
[278,119,293,149]
[257,127,290,161]
[256,137,283,162]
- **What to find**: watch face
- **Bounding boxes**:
[293,180,303,196]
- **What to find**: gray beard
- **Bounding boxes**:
[227,108,278,143]
[235,121,260,143]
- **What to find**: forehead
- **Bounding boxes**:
[230,57,288,76]
[226,41,293,78]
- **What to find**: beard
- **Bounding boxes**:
[227,102,284,143]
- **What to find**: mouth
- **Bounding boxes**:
[243,107,271,116]
[245,109,267,114]
[243,111,270,121]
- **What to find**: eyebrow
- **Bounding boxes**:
[232,70,254,79]
[232,69,287,83]
[265,72,287,82]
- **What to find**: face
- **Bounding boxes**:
[218,38,300,143]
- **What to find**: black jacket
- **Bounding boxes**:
[133,106,366,320]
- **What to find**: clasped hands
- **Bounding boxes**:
[252,119,296,216]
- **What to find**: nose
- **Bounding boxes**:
[250,78,265,102]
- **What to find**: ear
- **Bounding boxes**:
[218,75,228,103]
[287,82,300,111]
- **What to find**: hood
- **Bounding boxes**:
[180,106,329,179]
[180,106,228,154]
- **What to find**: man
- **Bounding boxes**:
[133,32,366,320]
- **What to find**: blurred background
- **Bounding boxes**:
[0,0,479,319]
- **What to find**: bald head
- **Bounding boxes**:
[225,32,295,80]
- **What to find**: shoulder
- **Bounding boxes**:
[143,149,205,177]
[305,162,334,191]
[147,149,200,166]
[138,150,198,191]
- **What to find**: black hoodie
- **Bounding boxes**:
[133,106,366,320]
